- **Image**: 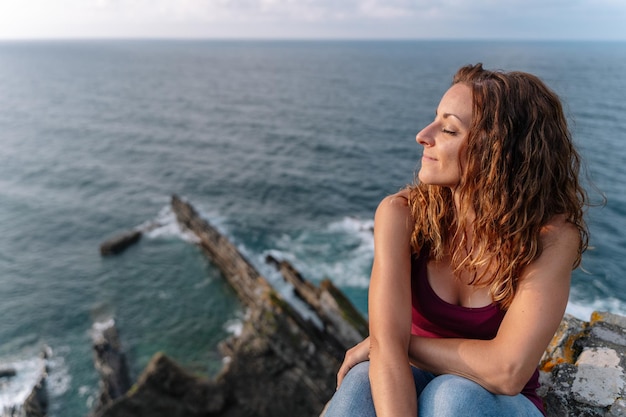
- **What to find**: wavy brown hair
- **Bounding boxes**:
[408,63,589,309]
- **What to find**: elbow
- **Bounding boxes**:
[496,381,524,397]
[492,362,534,396]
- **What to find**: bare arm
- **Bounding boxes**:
[367,192,415,416]
[408,217,579,395]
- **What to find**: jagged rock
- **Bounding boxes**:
[214,294,343,416]
[94,353,227,417]
[90,319,132,415]
[0,367,16,378]
[21,381,47,417]
[171,194,366,415]
[100,230,142,256]
[265,254,368,353]
[539,311,626,416]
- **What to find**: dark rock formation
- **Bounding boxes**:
[100,230,142,256]
[93,353,226,417]
[93,195,368,417]
[539,311,626,416]
[173,194,367,414]
[100,219,165,256]
[90,320,132,415]
[21,380,48,417]
[0,367,16,378]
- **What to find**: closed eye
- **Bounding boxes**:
[442,128,457,135]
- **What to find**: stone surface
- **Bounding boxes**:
[539,311,626,416]
[572,348,623,407]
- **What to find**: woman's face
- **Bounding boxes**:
[416,83,473,188]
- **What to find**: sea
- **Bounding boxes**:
[0,40,625,415]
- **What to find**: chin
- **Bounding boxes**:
[417,171,434,185]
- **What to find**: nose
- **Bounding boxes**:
[416,122,435,147]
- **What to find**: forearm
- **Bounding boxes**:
[369,341,416,416]
[408,336,531,395]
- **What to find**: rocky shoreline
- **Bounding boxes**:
[87,194,367,417]
[4,195,625,416]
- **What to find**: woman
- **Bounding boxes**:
[324,64,589,417]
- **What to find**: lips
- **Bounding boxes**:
[422,154,437,162]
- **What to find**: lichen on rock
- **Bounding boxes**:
[539,311,626,416]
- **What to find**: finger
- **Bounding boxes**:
[336,365,346,388]
[336,361,352,389]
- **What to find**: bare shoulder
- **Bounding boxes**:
[524,214,581,279]
[540,214,580,251]
[378,189,410,210]
[374,190,412,238]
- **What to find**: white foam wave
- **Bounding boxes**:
[140,202,232,245]
[269,216,374,290]
[45,349,71,398]
[92,318,115,333]
[566,296,626,321]
[140,205,200,243]
[0,345,70,410]
[78,384,97,410]
[230,216,375,325]
[90,318,116,345]
[328,216,374,234]
[0,358,44,408]
[224,318,243,336]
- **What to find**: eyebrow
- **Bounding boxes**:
[441,112,468,125]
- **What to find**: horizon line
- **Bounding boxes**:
[1,36,625,43]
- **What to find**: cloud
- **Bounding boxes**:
[0,0,624,39]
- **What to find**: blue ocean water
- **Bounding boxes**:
[0,40,625,415]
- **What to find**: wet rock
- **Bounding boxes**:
[90,319,132,415]
[99,230,142,256]
[0,367,16,378]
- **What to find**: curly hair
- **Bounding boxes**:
[407,63,589,309]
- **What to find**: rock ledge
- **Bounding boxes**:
[539,311,626,416]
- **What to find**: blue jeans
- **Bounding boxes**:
[323,361,543,417]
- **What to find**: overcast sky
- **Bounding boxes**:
[0,0,624,41]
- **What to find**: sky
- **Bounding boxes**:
[0,0,624,41]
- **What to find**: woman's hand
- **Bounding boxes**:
[336,336,370,388]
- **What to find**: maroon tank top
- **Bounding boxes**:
[411,253,545,415]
